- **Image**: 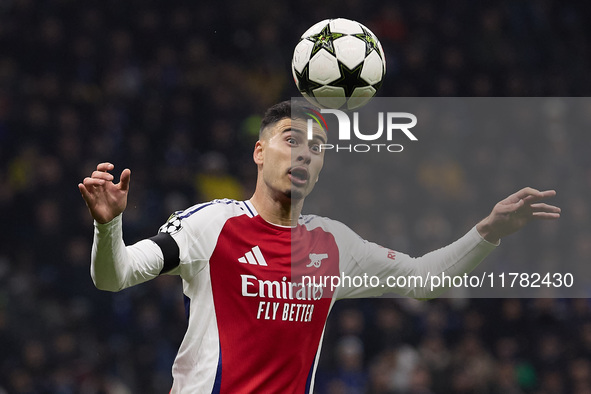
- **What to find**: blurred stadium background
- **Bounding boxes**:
[1,0,591,392]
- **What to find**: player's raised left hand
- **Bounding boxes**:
[476,187,561,244]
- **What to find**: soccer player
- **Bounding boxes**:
[78,101,560,393]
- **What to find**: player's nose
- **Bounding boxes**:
[295,148,311,165]
[294,144,312,164]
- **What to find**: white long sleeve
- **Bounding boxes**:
[395,226,498,299]
[91,215,165,292]
[335,225,498,299]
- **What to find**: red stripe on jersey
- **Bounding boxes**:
[209,215,339,392]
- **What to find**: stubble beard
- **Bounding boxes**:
[287,188,304,201]
[288,180,316,204]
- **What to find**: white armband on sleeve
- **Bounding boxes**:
[91,215,165,292]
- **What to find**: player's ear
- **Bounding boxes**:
[253,140,264,165]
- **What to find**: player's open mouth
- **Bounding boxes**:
[288,167,309,185]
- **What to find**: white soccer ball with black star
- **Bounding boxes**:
[159,215,183,235]
[292,18,386,110]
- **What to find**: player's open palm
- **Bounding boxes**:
[78,162,131,224]
[477,187,561,243]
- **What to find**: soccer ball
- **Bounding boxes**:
[292,18,386,110]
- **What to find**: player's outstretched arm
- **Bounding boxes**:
[476,187,561,244]
[78,162,131,224]
[339,187,561,300]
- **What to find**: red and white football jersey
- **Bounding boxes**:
[91,199,496,393]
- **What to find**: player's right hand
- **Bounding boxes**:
[78,162,131,224]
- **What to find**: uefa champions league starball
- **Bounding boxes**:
[292,18,386,110]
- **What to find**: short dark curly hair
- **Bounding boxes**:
[259,100,316,138]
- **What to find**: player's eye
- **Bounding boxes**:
[287,137,297,146]
[310,144,321,153]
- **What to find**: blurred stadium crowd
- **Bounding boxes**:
[1,0,591,392]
